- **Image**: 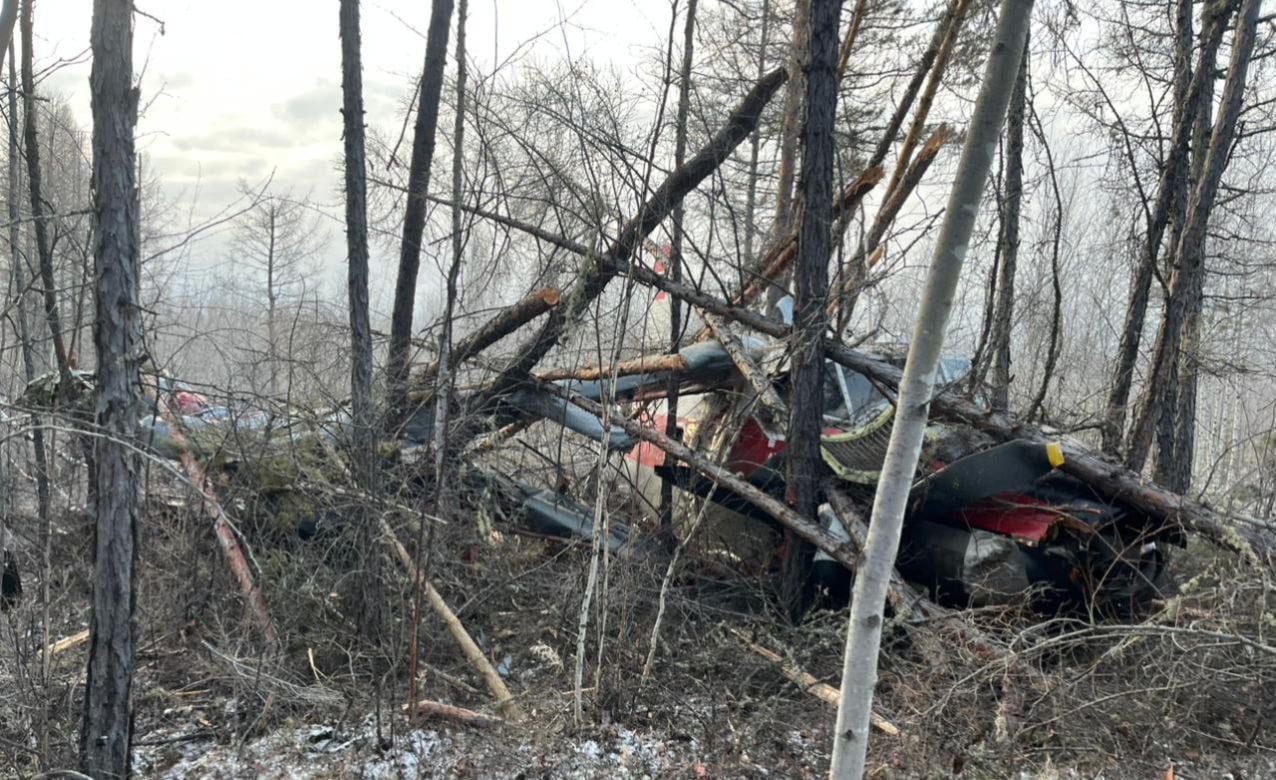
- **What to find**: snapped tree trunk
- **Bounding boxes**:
[828,2,1033,776]
[81,0,141,776]
[385,0,454,429]
[782,0,839,620]
[1125,0,1260,473]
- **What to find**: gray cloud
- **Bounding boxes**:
[273,80,341,125]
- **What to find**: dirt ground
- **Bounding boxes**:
[3,472,1275,779]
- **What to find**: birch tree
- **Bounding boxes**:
[82,0,141,775]
[829,1,1033,775]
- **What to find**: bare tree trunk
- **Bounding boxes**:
[829,2,1033,775]
[1156,63,1215,492]
[338,0,380,656]
[8,44,52,763]
[81,0,140,776]
[764,0,810,317]
[988,33,1028,412]
[772,0,809,238]
[266,205,279,395]
[1100,0,1226,455]
[1024,98,1063,423]
[411,0,468,721]
[660,0,697,537]
[741,0,770,265]
[0,1,16,56]
[19,0,70,385]
[7,47,47,560]
[781,0,839,620]
[385,0,454,428]
[1125,0,1259,473]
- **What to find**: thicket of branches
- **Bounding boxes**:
[1,0,1275,777]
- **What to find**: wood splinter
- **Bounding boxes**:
[729,628,900,737]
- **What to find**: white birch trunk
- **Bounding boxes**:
[828,2,1034,776]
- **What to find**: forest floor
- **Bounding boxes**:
[3,482,1275,779]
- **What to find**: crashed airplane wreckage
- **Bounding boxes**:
[12,65,1274,630]
[455,327,1179,618]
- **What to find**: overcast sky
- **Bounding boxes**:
[37,0,671,309]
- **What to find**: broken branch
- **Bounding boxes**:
[476,67,788,407]
[728,627,899,736]
[412,286,561,391]
[536,352,688,382]
[380,517,524,718]
[402,698,504,728]
[156,403,279,646]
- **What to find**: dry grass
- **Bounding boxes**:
[2,431,1274,777]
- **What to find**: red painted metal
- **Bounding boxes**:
[953,492,1064,544]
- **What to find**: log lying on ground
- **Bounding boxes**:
[728,627,899,736]
[46,628,90,656]
[381,518,524,718]
[402,698,504,728]
[156,403,279,645]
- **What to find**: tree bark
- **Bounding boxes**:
[385,0,454,428]
[412,0,468,722]
[771,0,810,240]
[741,0,771,266]
[661,0,697,536]
[829,2,1033,775]
[782,0,839,620]
[82,0,141,775]
[0,0,15,55]
[1125,0,1259,473]
[7,46,49,588]
[1156,50,1216,493]
[19,0,72,388]
[988,34,1028,412]
[339,0,381,652]
[1100,1,1227,455]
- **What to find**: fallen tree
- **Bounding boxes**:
[469,67,788,414]
[425,193,1276,566]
